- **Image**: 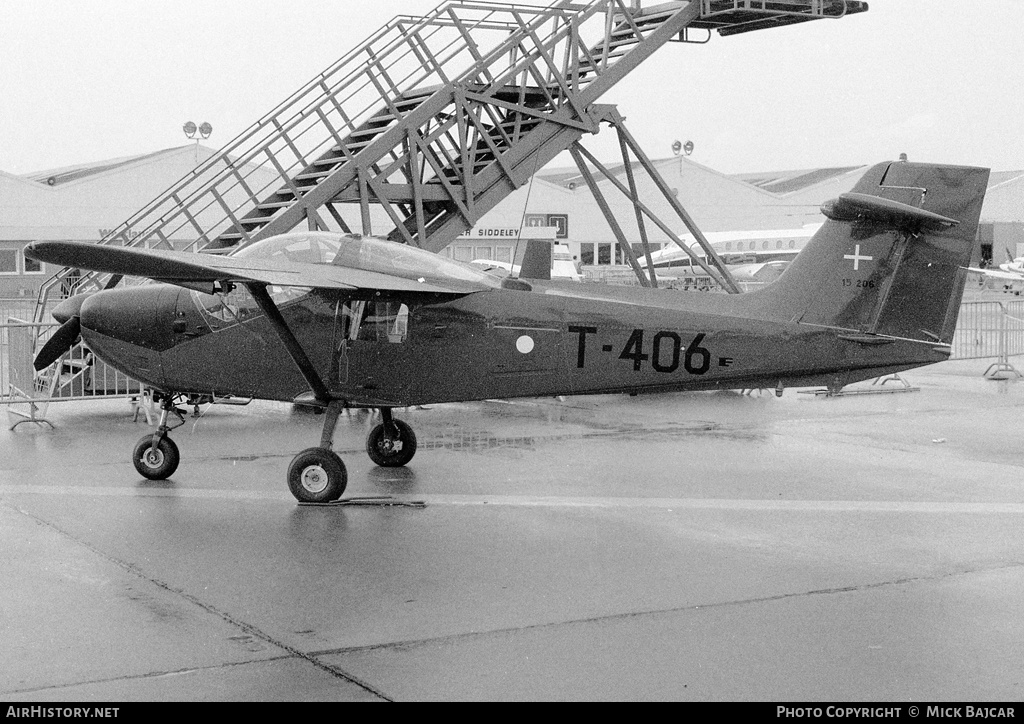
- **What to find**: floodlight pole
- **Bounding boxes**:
[183,121,213,168]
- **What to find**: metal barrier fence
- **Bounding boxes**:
[950,300,1024,374]
[0,298,45,324]
[2,319,146,428]
[950,301,1005,359]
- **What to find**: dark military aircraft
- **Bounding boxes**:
[26,161,989,503]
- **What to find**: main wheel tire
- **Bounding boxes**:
[287,447,347,503]
[132,435,180,480]
[366,419,417,467]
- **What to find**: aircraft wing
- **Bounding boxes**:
[967,267,1024,282]
[25,241,490,295]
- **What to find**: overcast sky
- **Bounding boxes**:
[1,0,1021,176]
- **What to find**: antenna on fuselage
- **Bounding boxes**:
[511,153,542,279]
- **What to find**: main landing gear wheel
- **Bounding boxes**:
[132,434,180,480]
[288,447,348,503]
[366,418,417,467]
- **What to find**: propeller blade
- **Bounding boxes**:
[34,316,81,371]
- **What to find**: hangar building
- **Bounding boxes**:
[2,146,1022,299]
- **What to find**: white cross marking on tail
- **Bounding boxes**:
[844,245,874,271]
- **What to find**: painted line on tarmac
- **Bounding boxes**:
[421,495,1024,514]
[4,484,1024,514]
[0,484,290,501]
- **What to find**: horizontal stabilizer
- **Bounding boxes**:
[25,241,488,296]
[821,192,960,231]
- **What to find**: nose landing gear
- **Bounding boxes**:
[132,393,185,480]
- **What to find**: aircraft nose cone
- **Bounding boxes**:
[80,284,182,352]
[51,292,93,324]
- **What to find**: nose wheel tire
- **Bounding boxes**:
[132,435,180,480]
[366,419,417,467]
[288,447,347,503]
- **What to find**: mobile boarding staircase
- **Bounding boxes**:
[30,0,867,320]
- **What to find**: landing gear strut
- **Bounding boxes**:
[132,393,184,480]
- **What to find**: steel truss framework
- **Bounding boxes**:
[568,110,740,292]
[32,0,866,324]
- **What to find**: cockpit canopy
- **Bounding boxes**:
[230,231,503,289]
[192,232,502,331]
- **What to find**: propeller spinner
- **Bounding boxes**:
[34,293,92,371]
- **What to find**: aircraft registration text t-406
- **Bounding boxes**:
[568,325,733,374]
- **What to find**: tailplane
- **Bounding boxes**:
[754,161,990,345]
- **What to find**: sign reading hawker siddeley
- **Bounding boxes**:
[459,214,568,241]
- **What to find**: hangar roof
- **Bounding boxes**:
[541,160,1024,199]
[729,166,866,194]
[5,149,1023,240]
[537,161,641,189]
[989,170,1024,189]
[23,147,185,187]
[538,160,870,196]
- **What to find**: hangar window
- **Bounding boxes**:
[23,250,42,273]
[579,243,594,265]
[495,247,512,264]
[0,249,17,274]
[597,243,611,265]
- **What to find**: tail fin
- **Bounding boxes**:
[756,161,990,344]
[518,239,552,281]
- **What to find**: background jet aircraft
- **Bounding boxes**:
[646,224,823,268]
[968,251,1024,294]
[26,161,990,504]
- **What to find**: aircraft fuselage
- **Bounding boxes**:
[78,280,945,408]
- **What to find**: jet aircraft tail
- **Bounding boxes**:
[518,239,553,281]
[753,161,990,346]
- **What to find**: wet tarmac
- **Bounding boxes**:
[2,358,1024,701]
